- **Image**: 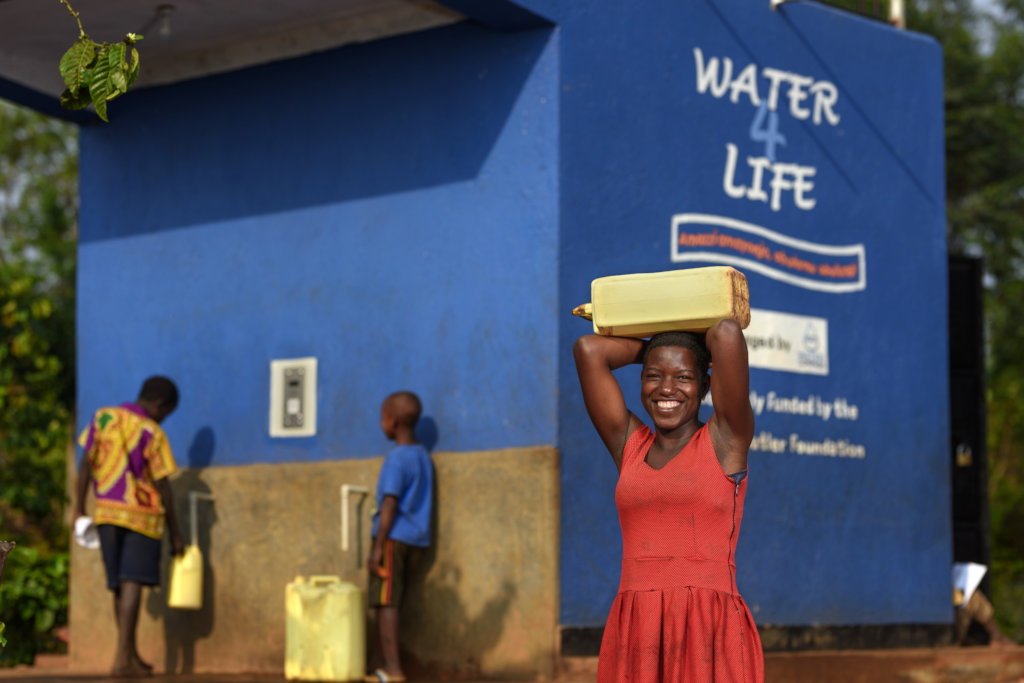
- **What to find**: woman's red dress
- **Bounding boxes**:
[597,423,764,682]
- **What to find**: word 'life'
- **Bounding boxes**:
[722,143,816,211]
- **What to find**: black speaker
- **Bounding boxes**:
[948,255,989,566]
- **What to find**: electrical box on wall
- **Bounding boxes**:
[269,357,317,437]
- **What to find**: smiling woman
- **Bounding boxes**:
[573,317,762,682]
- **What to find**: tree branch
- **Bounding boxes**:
[0,541,15,587]
[57,0,86,39]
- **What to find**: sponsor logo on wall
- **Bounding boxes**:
[745,308,828,375]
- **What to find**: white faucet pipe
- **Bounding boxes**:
[340,485,369,552]
[188,491,216,546]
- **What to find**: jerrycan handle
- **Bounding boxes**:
[571,303,593,321]
[308,575,341,586]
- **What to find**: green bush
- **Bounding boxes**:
[0,547,68,666]
[0,101,78,668]
[991,559,1024,643]
[990,477,1024,642]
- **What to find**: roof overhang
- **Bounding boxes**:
[0,0,550,121]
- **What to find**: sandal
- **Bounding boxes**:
[364,669,407,682]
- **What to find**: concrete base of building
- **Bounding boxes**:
[68,447,560,680]
[764,646,1024,683]
[561,647,1024,682]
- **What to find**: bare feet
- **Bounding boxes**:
[989,631,1017,649]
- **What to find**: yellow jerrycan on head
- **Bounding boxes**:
[573,266,751,337]
[285,575,366,682]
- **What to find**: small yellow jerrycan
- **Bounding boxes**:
[168,544,204,609]
[168,491,215,610]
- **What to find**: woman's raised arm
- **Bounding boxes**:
[706,319,755,474]
[573,334,645,470]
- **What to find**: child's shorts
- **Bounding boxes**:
[369,538,420,608]
[97,524,162,590]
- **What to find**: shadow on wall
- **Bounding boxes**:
[403,563,518,679]
[390,421,519,679]
[416,416,439,452]
[81,22,556,240]
[145,426,218,674]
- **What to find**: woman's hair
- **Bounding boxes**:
[643,331,711,382]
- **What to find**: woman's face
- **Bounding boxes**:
[641,345,706,432]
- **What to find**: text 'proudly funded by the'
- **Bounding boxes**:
[749,390,859,422]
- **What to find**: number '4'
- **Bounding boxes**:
[749,102,786,162]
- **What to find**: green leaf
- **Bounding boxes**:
[0,621,5,647]
[105,42,128,96]
[61,86,93,111]
[88,45,115,122]
[30,299,52,320]
[33,609,54,633]
[127,47,140,88]
[58,39,95,95]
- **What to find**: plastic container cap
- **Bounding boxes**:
[73,516,99,550]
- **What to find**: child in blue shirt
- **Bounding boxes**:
[366,391,433,683]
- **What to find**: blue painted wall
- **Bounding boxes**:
[77,22,560,464]
[75,0,948,630]
[554,0,948,627]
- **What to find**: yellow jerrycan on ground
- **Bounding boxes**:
[285,575,366,682]
[573,266,750,337]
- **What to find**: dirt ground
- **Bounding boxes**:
[4,647,1024,683]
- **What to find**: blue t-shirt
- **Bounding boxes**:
[372,443,434,547]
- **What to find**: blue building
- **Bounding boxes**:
[0,0,948,676]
